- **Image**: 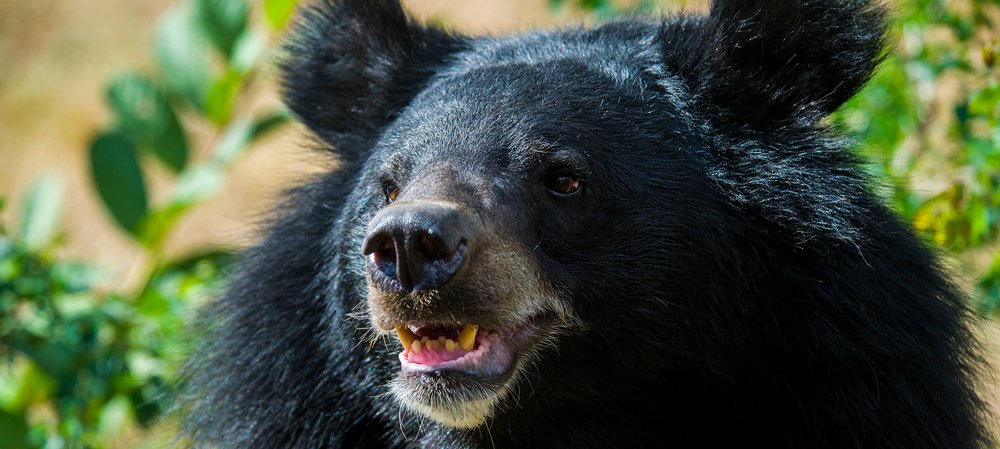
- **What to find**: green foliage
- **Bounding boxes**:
[834,0,1000,314]
[0,0,301,447]
[0,215,230,448]
[92,0,293,251]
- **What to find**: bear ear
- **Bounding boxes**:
[661,0,888,126]
[281,0,466,158]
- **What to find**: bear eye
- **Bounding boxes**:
[383,183,400,204]
[544,173,583,197]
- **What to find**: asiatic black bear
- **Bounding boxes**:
[182,1,990,447]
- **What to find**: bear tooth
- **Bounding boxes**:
[458,324,478,351]
[445,339,457,352]
[411,340,422,353]
[427,339,441,350]
[395,325,417,350]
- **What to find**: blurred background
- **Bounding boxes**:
[0,0,997,447]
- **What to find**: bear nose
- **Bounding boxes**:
[361,202,470,292]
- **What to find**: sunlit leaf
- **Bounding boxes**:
[89,133,149,235]
[230,29,267,73]
[154,4,211,109]
[18,173,64,252]
[204,71,244,125]
[265,0,299,30]
[212,118,254,165]
[97,395,134,442]
[169,165,224,207]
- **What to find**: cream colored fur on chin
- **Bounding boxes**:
[390,381,506,429]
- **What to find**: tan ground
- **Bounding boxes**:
[0,0,996,441]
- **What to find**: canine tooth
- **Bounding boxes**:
[445,339,457,352]
[395,325,417,349]
[411,340,422,353]
[458,324,478,351]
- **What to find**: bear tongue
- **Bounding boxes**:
[406,336,470,365]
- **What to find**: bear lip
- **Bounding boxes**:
[397,314,551,378]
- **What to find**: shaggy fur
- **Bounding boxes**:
[181,0,991,447]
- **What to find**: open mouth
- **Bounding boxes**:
[392,316,549,379]
[383,311,560,428]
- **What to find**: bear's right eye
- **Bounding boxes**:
[383,183,400,204]
[544,173,583,197]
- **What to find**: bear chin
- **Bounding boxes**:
[390,372,512,429]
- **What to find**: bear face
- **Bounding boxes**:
[182,1,990,448]
[354,44,715,428]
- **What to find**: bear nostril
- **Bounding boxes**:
[371,237,397,267]
[413,232,446,262]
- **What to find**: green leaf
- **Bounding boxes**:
[0,410,29,449]
[107,73,168,140]
[230,29,267,73]
[251,110,292,141]
[106,73,189,172]
[154,110,190,172]
[169,165,224,207]
[18,173,64,252]
[204,70,245,125]
[90,133,149,235]
[154,4,211,109]
[97,395,134,442]
[265,0,299,30]
[195,0,250,57]
[212,118,254,165]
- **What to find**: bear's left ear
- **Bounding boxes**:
[282,0,467,159]
[660,0,888,127]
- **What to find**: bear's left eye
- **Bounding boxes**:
[544,173,583,197]
[383,183,400,204]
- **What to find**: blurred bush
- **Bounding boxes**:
[0,0,996,447]
[1,0,298,447]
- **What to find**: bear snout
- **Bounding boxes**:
[362,201,476,292]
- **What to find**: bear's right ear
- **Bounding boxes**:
[282,0,466,159]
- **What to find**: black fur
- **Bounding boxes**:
[182,1,991,447]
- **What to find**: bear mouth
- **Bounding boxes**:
[393,314,551,379]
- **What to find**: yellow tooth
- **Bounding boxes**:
[445,339,457,352]
[395,325,417,350]
[411,340,422,353]
[458,324,478,351]
[438,336,446,346]
[427,339,441,350]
